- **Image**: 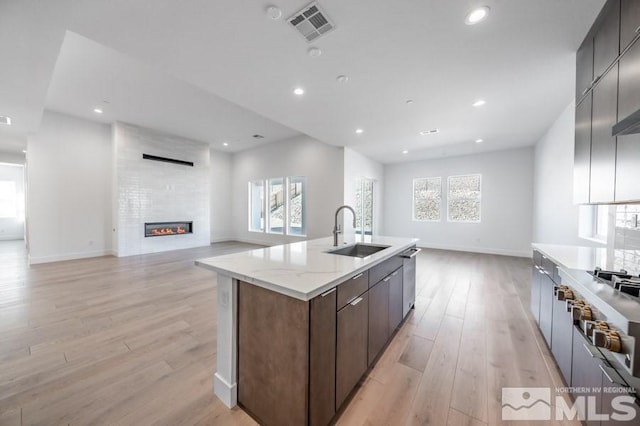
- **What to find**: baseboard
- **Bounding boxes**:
[210,237,235,243]
[416,242,531,258]
[231,237,277,247]
[0,235,24,241]
[214,372,237,408]
[29,249,114,265]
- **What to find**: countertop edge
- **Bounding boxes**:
[195,239,418,301]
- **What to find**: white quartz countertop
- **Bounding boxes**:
[196,235,419,301]
[531,243,609,270]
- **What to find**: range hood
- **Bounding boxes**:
[613,109,640,136]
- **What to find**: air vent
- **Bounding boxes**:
[253,134,265,139]
[288,2,335,42]
[0,116,12,126]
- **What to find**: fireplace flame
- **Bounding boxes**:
[151,226,187,236]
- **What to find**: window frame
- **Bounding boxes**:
[248,176,307,237]
[446,174,482,223]
[412,177,442,222]
[286,176,307,237]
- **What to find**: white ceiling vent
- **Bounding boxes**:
[288,2,335,43]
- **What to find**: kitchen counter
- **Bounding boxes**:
[195,235,419,413]
[532,243,640,333]
[196,235,418,301]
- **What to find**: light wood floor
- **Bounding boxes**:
[0,242,576,425]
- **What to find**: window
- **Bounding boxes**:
[249,176,307,237]
[268,178,284,234]
[355,177,374,235]
[579,204,610,243]
[288,176,306,236]
[413,177,441,221]
[0,181,17,218]
[447,174,481,222]
[249,180,264,232]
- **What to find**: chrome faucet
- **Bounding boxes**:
[333,205,357,246]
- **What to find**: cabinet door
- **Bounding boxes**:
[531,264,542,324]
[576,35,594,102]
[571,328,604,425]
[539,274,554,348]
[600,364,639,425]
[590,64,618,203]
[615,40,640,202]
[575,92,592,204]
[389,268,403,334]
[593,0,620,79]
[368,279,389,366]
[309,289,336,426]
[620,0,640,52]
[336,291,369,409]
[551,291,573,385]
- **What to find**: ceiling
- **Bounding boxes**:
[0,0,605,162]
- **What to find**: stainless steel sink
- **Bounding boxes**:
[327,243,390,258]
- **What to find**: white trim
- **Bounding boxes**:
[214,373,237,408]
[416,242,530,258]
[29,249,114,264]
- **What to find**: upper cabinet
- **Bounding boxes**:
[620,1,640,52]
[574,0,640,204]
[593,0,619,79]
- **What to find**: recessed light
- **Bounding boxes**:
[293,87,305,96]
[22,150,27,154]
[223,142,229,147]
[419,129,440,136]
[465,6,490,25]
[93,108,103,114]
[336,75,349,83]
[402,150,409,154]
[0,116,11,126]
[308,47,322,57]
[355,128,364,134]
[475,139,484,143]
[266,6,282,20]
[472,99,486,107]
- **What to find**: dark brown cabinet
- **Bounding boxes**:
[589,64,618,203]
[368,279,389,365]
[309,289,337,426]
[615,40,640,202]
[574,93,592,204]
[388,268,403,334]
[336,291,369,409]
[593,0,620,79]
[551,288,573,385]
[620,0,640,52]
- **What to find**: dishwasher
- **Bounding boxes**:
[400,247,420,318]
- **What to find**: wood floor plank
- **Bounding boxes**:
[398,334,434,372]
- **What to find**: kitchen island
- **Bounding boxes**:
[196,235,418,426]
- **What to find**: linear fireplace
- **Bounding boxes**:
[145,221,193,237]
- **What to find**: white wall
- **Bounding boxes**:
[113,122,210,256]
[231,135,344,246]
[27,111,112,263]
[343,147,384,235]
[384,147,535,257]
[210,149,232,242]
[532,101,603,247]
[0,163,25,240]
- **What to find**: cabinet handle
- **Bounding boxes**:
[635,25,640,34]
[391,271,398,276]
[599,364,626,386]
[350,297,363,306]
[583,342,603,359]
[582,86,591,96]
[352,273,364,280]
[590,75,601,87]
[383,276,391,282]
[320,287,336,297]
